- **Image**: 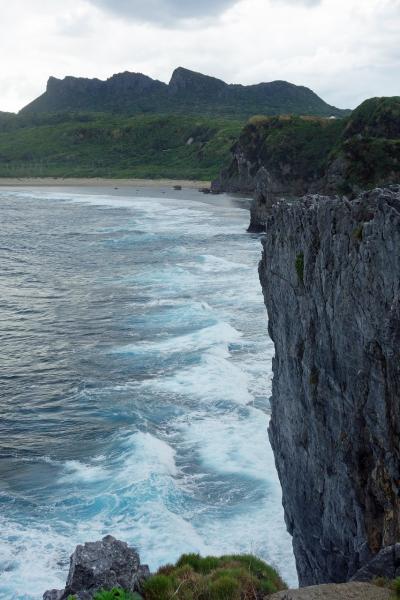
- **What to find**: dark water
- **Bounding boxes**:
[0,187,296,599]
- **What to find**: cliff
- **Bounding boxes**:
[20,67,349,118]
[212,97,400,231]
[259,186,400,586]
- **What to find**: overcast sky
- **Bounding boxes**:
[1,0,399,112]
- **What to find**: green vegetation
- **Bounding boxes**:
[392,577,400,598]
[1,96,397,185]
[66,554,286,600]
[94,590,142,600]
[20,68,348,119]
[372,576,400,599]
[309,368,319,386]
[68,591,140,600]
[353,225,364,242]
[295,252,304,284]
[331,96,400,192]
[143,553,286,599]
[222,96,399,194]
[0,112,243,180]
[230,115,345,183]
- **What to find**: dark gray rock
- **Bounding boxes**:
[352,543,400,581]
[259,187,400,585]
[43,591,64,600]
[43,536,150,600]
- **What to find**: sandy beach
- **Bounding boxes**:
[0,177,210,189]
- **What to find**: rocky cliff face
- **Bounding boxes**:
[212,115,345,230]
[213,97,400,231]
[259,186,400,586]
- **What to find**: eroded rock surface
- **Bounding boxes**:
[260,187,400,585]
[43,536,150,600]
[270,582,391,600]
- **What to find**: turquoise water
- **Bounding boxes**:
[0,187,296,599]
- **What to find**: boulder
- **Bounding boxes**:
[43,536,150,600]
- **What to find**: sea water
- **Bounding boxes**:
[0,187,296,599]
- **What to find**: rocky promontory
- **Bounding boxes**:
[259,186,400,585]
[212,97,400,232]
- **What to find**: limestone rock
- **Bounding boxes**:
[259,187,400,585]
[270,582,390,599]
[43,536,150,600]
[351,543,400,581]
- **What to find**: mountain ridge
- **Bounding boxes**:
[20,67,350,118]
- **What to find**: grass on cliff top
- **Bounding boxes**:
[143,553,286,599]
[0,112,243,180]
[373,576,400,599]
[67,553,286,600]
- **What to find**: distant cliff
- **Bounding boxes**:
[259,186,400,586]
[20,67,349,118]
[212,97,400,231]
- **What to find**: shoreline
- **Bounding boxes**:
[0,177,210,189]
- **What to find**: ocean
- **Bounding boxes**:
[0,186,296,599]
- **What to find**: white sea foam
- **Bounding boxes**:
[117,431,179,481]
[0,518,71,599]
[194,254,247,272]
[116,321,242,356]
[58,460,110,484]
[149,346,252,405]
[177,408,274,481]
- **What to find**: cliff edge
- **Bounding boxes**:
[212,97,400,232]
[259,187,400,585]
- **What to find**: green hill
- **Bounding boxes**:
[0,68,352,180]
[20,67,349,119]
[332,96,400,191]
[213,97,400,195]
[0,112,243,180]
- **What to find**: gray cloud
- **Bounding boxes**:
[278,1,319,4]
[271,0,320,5]
[89,0,237,24]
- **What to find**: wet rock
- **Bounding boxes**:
[43,591,64,600]
[43,536,150,600]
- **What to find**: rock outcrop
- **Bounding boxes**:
[213,97,400,232]
[259,187,400,585]
[20,67,348,118]
[43,536,150,600]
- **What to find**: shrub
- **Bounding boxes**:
[176,553,221,574]
[143,574,175,600]
[209,575,240,600]
[353,225,363,242]
[309,368,319,386]
[295,252,304,284]
[392,577,400,598]
[142,553,286,599]
[93,589,141,600]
